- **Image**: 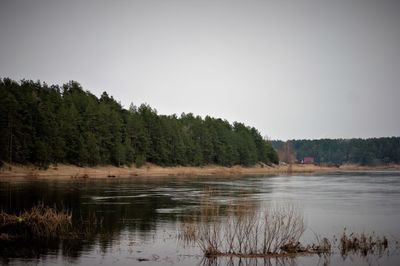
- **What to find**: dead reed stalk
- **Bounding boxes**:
[180,193,311,258]
[339,229,388,257]
[0,203,72,239]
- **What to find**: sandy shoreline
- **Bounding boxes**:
[1,163,400,180]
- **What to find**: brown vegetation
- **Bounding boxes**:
[179,191,330,258]
[0,204,104,241]
[339,229,389,257]
[180,192,393,259]
[0,204,72,238]
[0,162,365,180]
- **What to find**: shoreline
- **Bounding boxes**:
[1,163,400,180]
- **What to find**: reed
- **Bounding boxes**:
[339,229,388,257]
[180,192,394,260]
[180,193,314,258]
[0,203,106,242]
[0,204,72,239]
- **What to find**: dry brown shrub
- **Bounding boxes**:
[180,192,310,257]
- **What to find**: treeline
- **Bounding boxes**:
[0,78,278,168]
[272,138,400,165]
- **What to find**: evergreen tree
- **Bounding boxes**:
[0,78,280,167]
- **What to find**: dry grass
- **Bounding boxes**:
[180,191,315,258]
[339,229,388,257]
[0,162,351,180]
[0,204,105,241]
[307,234,332,254]
[180,192,393,260]
[179,220,198,245]
[0,204,72,239]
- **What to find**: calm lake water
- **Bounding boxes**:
[1,172,400,265]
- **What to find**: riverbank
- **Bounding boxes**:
[1,163,400,180]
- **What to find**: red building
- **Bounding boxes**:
[303,157,314,164]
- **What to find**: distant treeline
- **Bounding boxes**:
[0,78,278,168]
[272,138,400,165]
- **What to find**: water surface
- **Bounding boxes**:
[1,172,400,265]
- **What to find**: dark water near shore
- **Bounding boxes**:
[1,172,400,265]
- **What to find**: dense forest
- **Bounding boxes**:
[272,138,400,165]
[0,78,278,168]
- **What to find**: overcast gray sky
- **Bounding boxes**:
[1,0,399,140]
